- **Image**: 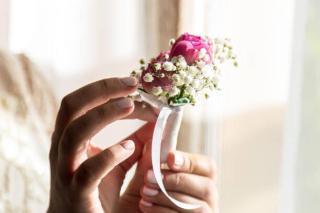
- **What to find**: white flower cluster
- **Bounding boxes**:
[131,37,237,106]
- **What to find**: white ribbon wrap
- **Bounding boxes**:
[139,91,202,210]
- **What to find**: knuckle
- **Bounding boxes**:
[202,180,215,199]
[60,95,73,114]
[74,165,93,186]
[56,166,72,186]
[103,148,117,164]
[95,104,111,118]
[65,125,78,142]
[100,78,118,92]
[98,78,122,99]
[188,157,196,173]
[60,127,77,153]
[173,173,184,187]
[94,101,120,121]
[75,116,90,132]
[101,79,110,91]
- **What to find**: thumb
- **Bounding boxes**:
[72,140,135,193]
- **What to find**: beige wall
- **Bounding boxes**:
[219,106,285,213]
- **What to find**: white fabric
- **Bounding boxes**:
[139,91,201,210]
[0,94,49,212]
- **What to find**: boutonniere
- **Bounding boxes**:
[130,33,237,209]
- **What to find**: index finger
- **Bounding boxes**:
[167,151,216,179]
[118,122,155,173]
[51,77,137,155]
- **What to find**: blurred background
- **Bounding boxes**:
[0,0,319,212]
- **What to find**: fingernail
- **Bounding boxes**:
[142,186,159,196]
[140,199,153,207]
[174,153,184,167]
[120,77,137,86]
[115,98,133,109]
[120,140,135,150]
[146,170,157,184]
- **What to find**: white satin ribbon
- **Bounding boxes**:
[152,107,202,210]
[138,90,201,210]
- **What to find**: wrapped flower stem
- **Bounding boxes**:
[160,106,183,163]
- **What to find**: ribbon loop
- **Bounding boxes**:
[151,107,202,210]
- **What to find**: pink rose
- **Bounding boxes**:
[141,51,173,92]
[169,33,213,65]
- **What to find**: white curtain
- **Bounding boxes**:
[281,0,320,212]
[203,0,295,212]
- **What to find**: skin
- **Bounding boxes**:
[48,77,218,213]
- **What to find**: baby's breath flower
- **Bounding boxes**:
[143,73,154,82]
[214,38,223,44]
[168,86,180,97]
[196,60,206,69]
[139,59,145,65]
[209,83,215,90]
[177,55,186,63]
[153,62,161,70]
[171,56,178,64]
[172,74,184,86]
[151,86,163,96]
[218,56,225,63]
[186,86,196,96]
[179,70,187,78]
[191,79,201,89]
[195,73,204,80]
[201,65,214,78]
[130,70,137,77]
[178,61,187,69]
[189,66,199,76]
[233,61,239,67]
[214,46,222,55]
[184,75,193,84]
[163,61,176,71]
[211,76,219,85]
[169,38,176,46]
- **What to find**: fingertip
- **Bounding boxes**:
[112,98,135,117]
[114,98,134,109]
[120,140,135,151]
[120,76,138,87]
[140,199,153,208]
[168,151,185,171]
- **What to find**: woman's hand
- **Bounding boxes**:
[139,151,218,213]
[48,77,156,213]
